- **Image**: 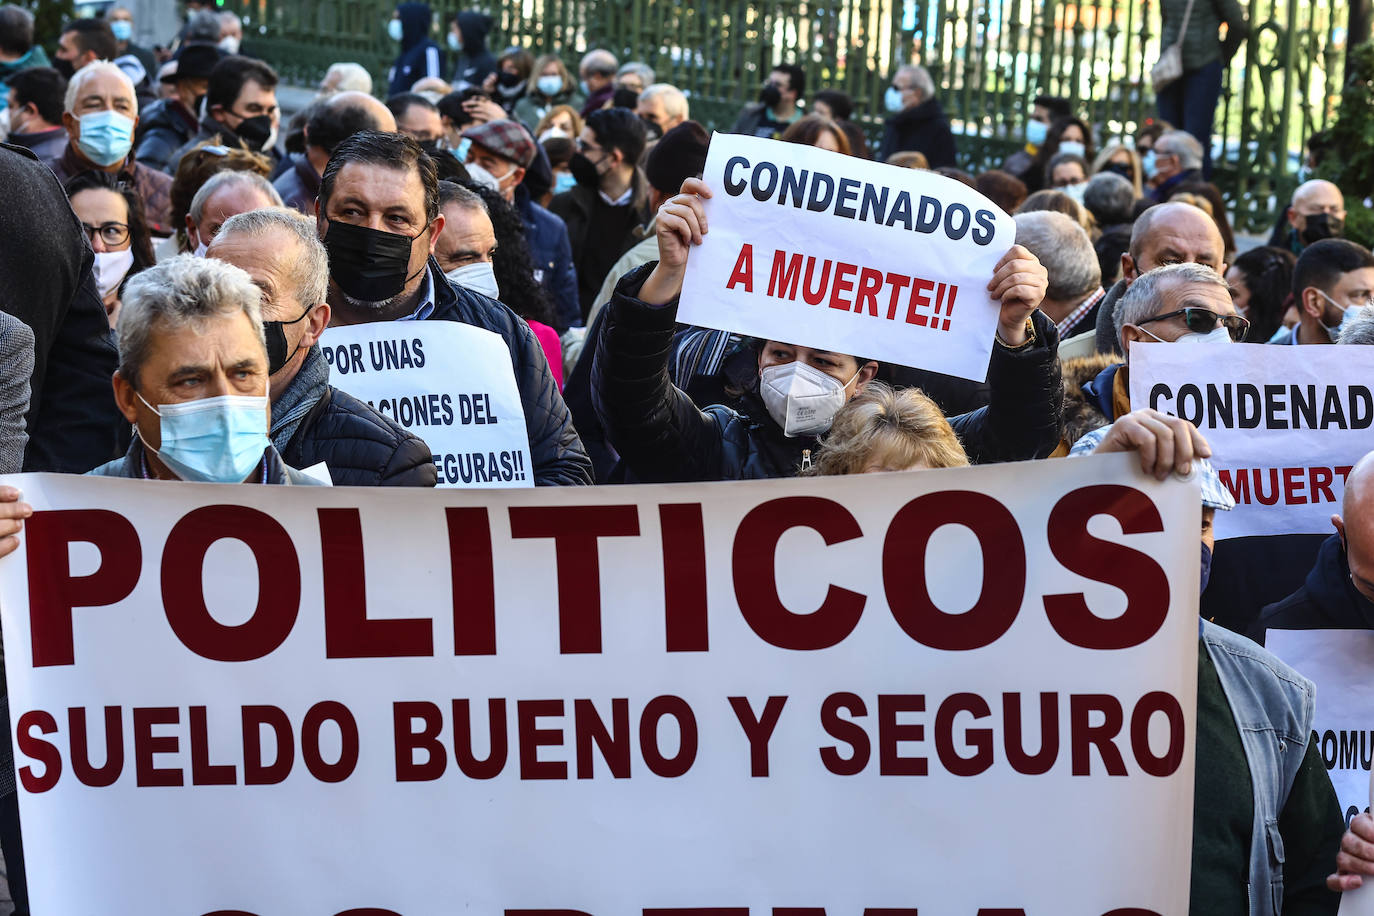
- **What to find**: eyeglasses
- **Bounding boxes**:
[1138,307,1251,342]
[81,221,130,247]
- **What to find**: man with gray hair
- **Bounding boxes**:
[637,83,689,136]
[1340,307,1374,346]
[578,48,618,116]
[208,207,436,486]
[48,60,172,234]
[186,169,282,255]
[1013,210,1104,340]
[615,61,654,96]
[88,254,322,484]
[318,61,373,98]
[1148,129,1204,202]
[878,64,954,167]
[1082,171,1136,229]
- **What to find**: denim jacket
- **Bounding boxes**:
[1201,619,1315,916]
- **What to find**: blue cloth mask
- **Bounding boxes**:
[76,110,136,167]
[111,20,133,42]
[138,392,271,483]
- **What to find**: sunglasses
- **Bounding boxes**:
[1138,307,1251,342]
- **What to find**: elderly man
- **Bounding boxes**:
[168,55,280,172]
[1269,238,1374,346]
[462,118,579,329]
[592,177,1062,482]
[208,207,437,485]
[877,64,955,167]
[318,61,373,98]
[577,48,618,117]
[1272,178,1347,254]
[1082,171,1136,230]
[186,170,282,255]
[1013,210,1104,341]
[314,129,591,484]
[134,44,220,172]
[1092,201,1228,354]
[636,83,688,136]
[86,255,321,484]
[731,62,803,139]
[615,62,654,97]
[47,61,172,235]
[1147,129,1204,201]
[217,11,242,54]
[276,90,396,214]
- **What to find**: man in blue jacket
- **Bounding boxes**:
[314,130,591,485]
[387,2,442,97]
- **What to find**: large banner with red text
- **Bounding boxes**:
[0,455,1197,914]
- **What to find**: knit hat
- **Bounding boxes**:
[465,118,536,168]
[167,44,221,83]
[644,120,710,196]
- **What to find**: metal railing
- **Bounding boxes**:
[225,0,1348,231]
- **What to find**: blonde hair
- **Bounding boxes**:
[887,150,929,170]
[805,383,969,475]
[535,104,584,140]
[1091,142,1144,197]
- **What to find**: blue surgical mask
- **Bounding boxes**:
[110,19,133,42]
[454,136,471,163]
[76,110,136,167]
[579,79,590,96]
[1142,149,1158,179]
[1026,119,1048,147]
[137,391,271,483]
[1058,139,1087,158]
[883,86,904,114]
[387,18,403,41]
[1200,542,1212,592]
[1060,181,1087,203]
[537,74,564,97]
[447,31,461,51]
[553,170,577,195]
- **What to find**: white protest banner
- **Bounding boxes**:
[320,321,532,487]
[0,454,1196,915]
[1339,766,1374,915]
[1266,629,1374,822]
[678,132,1015,382]
[1130,342,1374,538]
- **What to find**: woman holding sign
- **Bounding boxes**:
[589,178,1064,482]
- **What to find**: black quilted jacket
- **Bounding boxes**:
[426,259,594,486]
[592,263,1065,483]
[280,385,437,487]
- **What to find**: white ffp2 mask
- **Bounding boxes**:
[759,360,857,438]
[445,261,501,300]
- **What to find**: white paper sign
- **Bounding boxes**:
[678,132,1016,382]
[1339,765,1374,914]
[1130,342,1374,538]
[320,321,532,488]
[1267,629,1374,822]
[0,455,1196,914]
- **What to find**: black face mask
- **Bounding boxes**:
[416,138,442,156]
[53,56,75,80]
[234,113,274,151]
[324,219,426,304]
[569,152,601,188]
[263,304,314,375]
[1301,212,1344,246]
[640,116,663,141]
[1103,161,1135,183]
[497,70,524,89]
[758,84,782,108]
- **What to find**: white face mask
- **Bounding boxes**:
[445,261,501,300]
[1318,289,1369,342]
[93,249,135,299]
[1139,325,1232,346]
[218,35,241,54]
[192,234,209,257]
[1060,181,1086,203]
[464,161,501,192]
[759,360,858,438]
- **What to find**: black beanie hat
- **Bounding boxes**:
[644,120,710,197]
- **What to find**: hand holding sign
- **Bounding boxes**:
[987,244,1048,347]
[640,177,713,306]
[1091,408,1213,480]
[0,484,30,560]
[1331,810,1374,895]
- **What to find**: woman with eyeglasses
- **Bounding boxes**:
[65,171,156,328]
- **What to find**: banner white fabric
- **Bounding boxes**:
[320,321,533,487]
[1129,342,1374,538]
[678,133,1015,382]
[0,455,1196,914]
[1267,629,1374,822]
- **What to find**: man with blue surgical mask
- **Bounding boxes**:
[1271,238,1374,346]
[108,7,156,95]
[876,63,955,168]
[48,61,172,236]
[89,254,323,484]
[1001,94,1070,183]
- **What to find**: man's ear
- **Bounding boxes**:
[1121,253,1138,282]
[853,360,879,396]
[111,371,139,425]
[426,212,446,253]
[1120,324,1145,356]
[1301,287,1324,318]
[300,302,331,348]
[1287,206,1302,230]
[184,214,200,250]
[1334,514,1346,539]
[61,110,79,136]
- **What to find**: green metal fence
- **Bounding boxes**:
[225,0,1349,231]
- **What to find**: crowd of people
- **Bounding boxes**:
[0,0,1371,912]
